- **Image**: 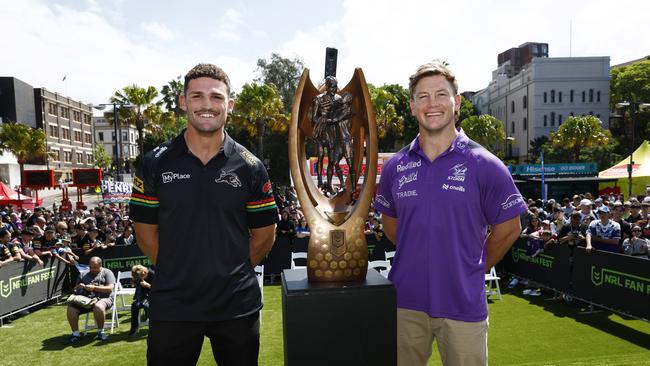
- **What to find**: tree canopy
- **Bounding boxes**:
[459,114,505,156]
[549,115,611,162]
[256,53,304,113]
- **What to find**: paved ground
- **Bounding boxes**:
[36,187,105,209]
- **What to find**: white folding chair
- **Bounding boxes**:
[291,252,307,269]
[254,265,264,324]
[385,251,396,263]
[109,271,136,333]
[485,267,502,300]
[368,260,391,278]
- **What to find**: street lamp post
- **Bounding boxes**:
[616,101,650,199]
[93,102,132,181]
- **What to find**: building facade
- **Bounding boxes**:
[472,49,610,161]
[92,114,140,170]
[35,88,95,181]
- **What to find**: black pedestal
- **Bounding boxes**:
[281,268,396,366]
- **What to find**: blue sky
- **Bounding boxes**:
[1,0,648,106]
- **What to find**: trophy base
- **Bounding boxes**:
[281,268,396,366]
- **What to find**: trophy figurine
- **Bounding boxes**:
[288,57,378,282]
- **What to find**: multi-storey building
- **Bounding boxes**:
[471,44,610,161]
[92,113,140,170]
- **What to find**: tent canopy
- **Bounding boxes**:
[599,140,650,197]
[0,182,38,208]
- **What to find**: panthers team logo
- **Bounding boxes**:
[215,170,242,188]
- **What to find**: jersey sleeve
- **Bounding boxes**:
[246,161,279,228]
[129,153,160,225]
[480,155,528,225]
[374,157,397,218]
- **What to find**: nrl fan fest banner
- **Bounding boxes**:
[101,180,133,203]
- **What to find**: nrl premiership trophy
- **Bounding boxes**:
[288,49,378,282]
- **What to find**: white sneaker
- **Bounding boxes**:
[508,278,519,288]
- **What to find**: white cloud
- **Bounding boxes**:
[141,21,174,42]
[211,8,245,42]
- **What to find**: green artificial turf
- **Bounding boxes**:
[1,284,648,365]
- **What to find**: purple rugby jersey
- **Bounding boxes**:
[374,130,527,322]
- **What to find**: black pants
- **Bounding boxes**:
[147,312,260,366]
[131,300,149,330]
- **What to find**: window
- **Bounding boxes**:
[86,154,93,164]
[551,90,555,103]
[551,112,555,126]
[63,151,72,162]
[112,146,117,155]
[544,92,547,103]
[559,91,562,103]
[49,124,59,138]
[112,132,116,141]
[76,152,83,164]
[544,115,547,127]
[83,114,92,125]
[511,121,515,134]
[589,111,593,115]
[74,130,82,142]
[51,149,60,161]
[523,95,527,109]
[570,90,574,103]
[589,89,594,103]
[570,112,574,116]
[98,132,104,142]
[597,91,601,102]
[61,127,70,140]
[523,117,527,131]
[72,110,81,122]
[48,103,57,115]
[122,131,128,141]
[582,91,586,103]
[60,107,70,119]
[558,114,563,125]
[84,132,92,144]
[511,101,515,113]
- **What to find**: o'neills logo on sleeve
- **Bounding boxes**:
[397,159,421,172]
[162,171,191,184]
[501,194,524,210]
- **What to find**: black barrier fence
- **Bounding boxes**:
[500,238,650,320]
[0,257,67,319]
[1,235,393,319]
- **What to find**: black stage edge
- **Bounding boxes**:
[281,268,396,366]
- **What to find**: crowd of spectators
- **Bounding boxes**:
[520,192,650,259]
[0,202,134,269]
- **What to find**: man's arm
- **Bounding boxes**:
[382,214,398,246]
[249,224,276,266]
[134,222,159,265]
[485,216,522,270]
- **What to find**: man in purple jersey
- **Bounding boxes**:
[374,61,527,366]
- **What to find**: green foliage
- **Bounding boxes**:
[610,60,650,157]
[160,78,184,117]
[458,96,478,126]
[527,135,549,163]
[232,83,288,159]
[256,53,305,113]
[93,144,112,171]
[459,114,505,156]
[0,122,49,181]
[368,84,404,141]
[549,115,611,162]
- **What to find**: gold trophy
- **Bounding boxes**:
[288,66,378,282]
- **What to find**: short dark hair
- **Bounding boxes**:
[184,63,231,95]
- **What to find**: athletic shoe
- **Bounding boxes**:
[95,332,108,341]
[523,289,532,295]
[68,334,81,343]
[507,278,519,288]
[529,289,541,296]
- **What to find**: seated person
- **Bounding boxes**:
[67,256,115,342]
[0,229,15,267]
[294,217,310,238]
[129,264,155,336]
[586,206,622,253]
[622,226,650,258]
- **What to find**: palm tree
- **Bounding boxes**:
[109,85,159,158]
[460,115,505,155]
[368,84,404,139]
[0,122,50,181]
[550,115,611,162]
[231,83,288,159]
[160,78,184,118]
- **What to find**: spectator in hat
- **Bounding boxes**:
[579,199,597,223]
[594,197,604,209]
[8,227,43,266]
[550,205,567,235]
[626,201,643,225]
[32,225,58,259]
[622,226,650,258]
[82,226,106,256]
[558,212,587,248]
[586,206,622,253]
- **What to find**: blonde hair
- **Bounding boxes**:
[131,264,148,278]
[408,60,458,99]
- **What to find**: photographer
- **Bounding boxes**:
[129,264,155,336]
[558,212,587,249]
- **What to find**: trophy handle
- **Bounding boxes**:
[288,68,378,282]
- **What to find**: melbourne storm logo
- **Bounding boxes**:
[447,163,467,182]
[215,170,242,188]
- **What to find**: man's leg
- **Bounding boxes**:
[397,308,436,366]
[66,305,81,332]
[436,318,488,366]
[93,300,110,330]
[147,321,205,365]
[206,312,260,366]
[130,301,141,332]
